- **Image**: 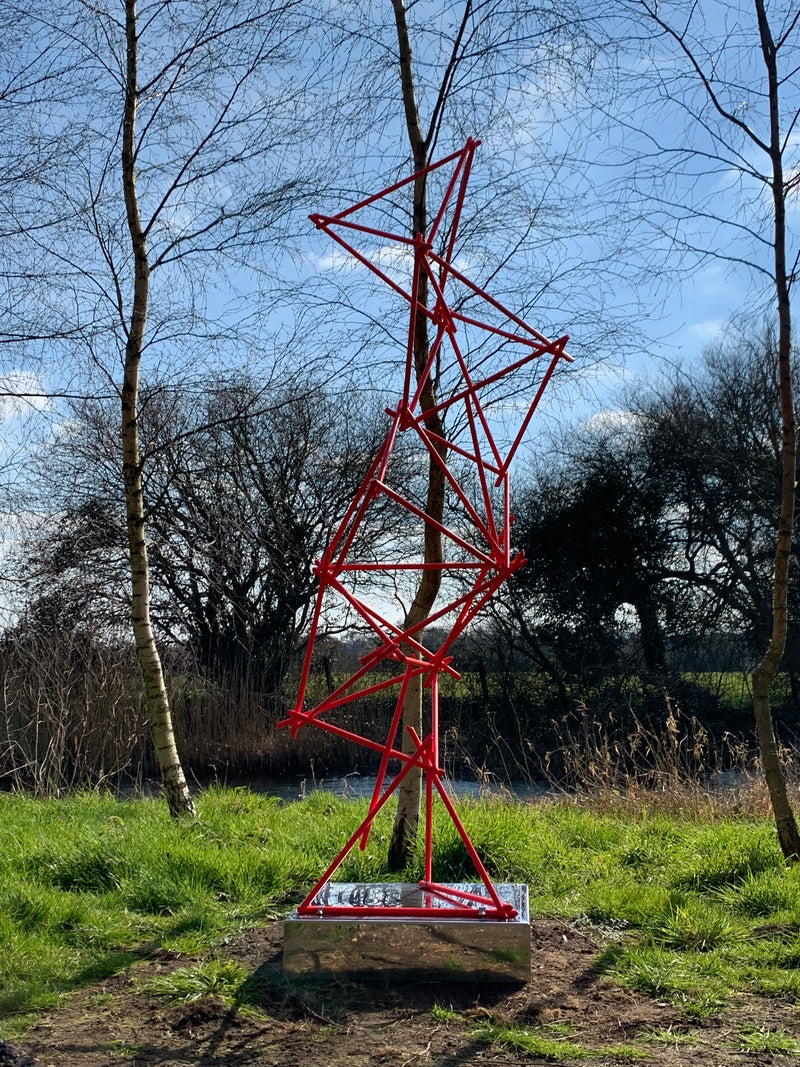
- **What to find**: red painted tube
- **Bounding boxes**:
[284,139,568,925]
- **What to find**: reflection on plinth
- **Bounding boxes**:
[283,882,530,983]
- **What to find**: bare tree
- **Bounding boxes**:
[139,377,389,707]
[597,0,800,856]
[3,0,320,814]
[508,328,793,686]
[12,373,395,769]
[120,0,193,816]
[325,0,596,866]
[384,0,446,868]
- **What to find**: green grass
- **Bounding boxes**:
[472,1020,648,1061]
[640,1025,698,1047]
[648,896,746,952]
[1,787,800,1040]
[734,1024,800,1055]
[685,670,792,713]
[103,1039,146,1059]
[141,958,248,1003]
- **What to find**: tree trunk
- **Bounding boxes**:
[387,0,446,869]
[122,0,194,818]
[750,0,800,861]
[634,589,667,678]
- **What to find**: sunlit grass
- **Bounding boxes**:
[640,1025,698,1047]
[141,958,248,1003]
[1,786,799,1040]
[734,1024,800,1055]
[648,896,746,952]
[472,1020,647,1061]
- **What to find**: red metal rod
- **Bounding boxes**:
[373,480,498,566]
[413,339,565,428]
[287,139,568,924]
[297,737,432,915]
[408,299,450,413]
[428,144,468,242]
[336,560,488,571]
[323,427,395,559]
[388,573,509,648]
[314,215,418,247]
[431,673,440,771]
[279,709,410,762]
[426,246,568,349]
[403,239,426,403]
[419,882,513,911]
[306,905,508,919]
[362,670,413,849]
[497,348,566,479]
[321,572,406,648]
[425,768,434,884]
[432,581,505,671]
[438,140,477,274]
[320,139,480,223]
[463,393,501,546]
[421,428,502,475]
[436,566,525,662]
[312,222,413,306]
[405,417,499,546]
[431,774,508,915]
[290,583,326,725]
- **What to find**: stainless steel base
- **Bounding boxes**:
[283,883,530,983]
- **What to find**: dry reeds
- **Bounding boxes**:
[541,690,794,817]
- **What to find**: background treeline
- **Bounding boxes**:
[1,1,797,801]
[2,326,794,792]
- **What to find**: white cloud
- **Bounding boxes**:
[308,242,472,289]
[0,371,51,422]
[308,243,414,285]
[685,320,724,341]
[583,408,639,435]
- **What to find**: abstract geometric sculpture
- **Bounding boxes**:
[278,138,571,922]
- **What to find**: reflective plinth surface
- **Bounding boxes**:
[283,883,530,983]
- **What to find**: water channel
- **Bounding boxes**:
[127,772,552,803]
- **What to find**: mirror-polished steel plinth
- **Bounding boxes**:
[283,883,530,983]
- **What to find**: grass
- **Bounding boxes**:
[141,958,248,1003]
[648,897,747,951]
[472,1020,648,1061]
[734,1024,800,1055]
[103,1039,145,1058]
[2,786,800,1041]
[640,1025,698,1047]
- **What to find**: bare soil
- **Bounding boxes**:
[14,919,800,1066]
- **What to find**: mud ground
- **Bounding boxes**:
[14,919,800,1066]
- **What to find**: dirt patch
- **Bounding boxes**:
[14,919,800,1066]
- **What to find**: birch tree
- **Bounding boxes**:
[3,0,317,815]
[116,0,318,815]
[607,0,800,856]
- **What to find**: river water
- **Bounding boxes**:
[111,769,756,803]
[117,772,551,803]
[199,772,551,803]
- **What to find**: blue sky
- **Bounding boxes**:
[0,0,797,483]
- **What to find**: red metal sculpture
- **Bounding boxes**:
[278,139,571,921]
